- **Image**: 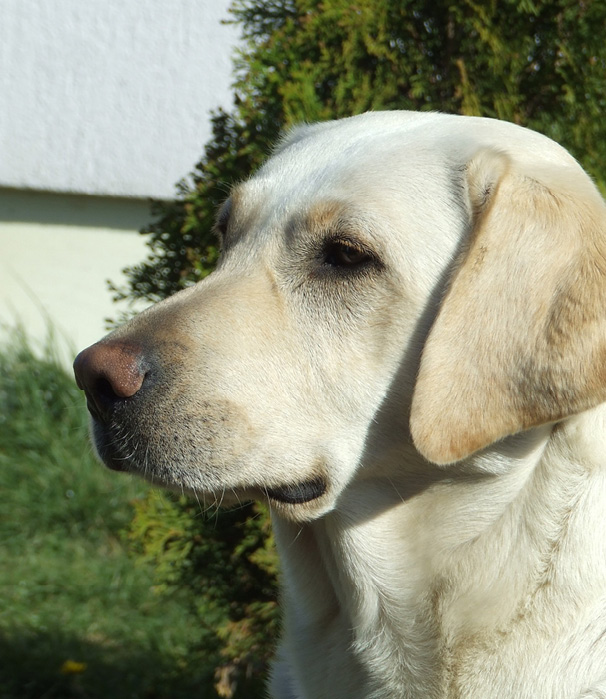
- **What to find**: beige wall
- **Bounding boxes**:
[0,189,151,366]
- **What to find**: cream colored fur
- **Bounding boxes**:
[83,112,606,697]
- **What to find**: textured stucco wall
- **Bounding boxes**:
[0,0,237,199]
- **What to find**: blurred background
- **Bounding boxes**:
[1,1,605,697]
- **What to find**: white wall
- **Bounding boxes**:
[0,0,238,199]
[0,0,238,364]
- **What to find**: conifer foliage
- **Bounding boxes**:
[121,2,606,696]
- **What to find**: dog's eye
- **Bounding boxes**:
[215,213,229,240]
[215,200,232,243]
[323,240,373,268]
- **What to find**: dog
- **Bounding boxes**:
[74,111,606,698]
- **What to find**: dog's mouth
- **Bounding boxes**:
[92,417,328,508]
[266,476,327,504]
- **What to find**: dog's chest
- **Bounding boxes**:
[274,510,445,697]
[273,461,606,699]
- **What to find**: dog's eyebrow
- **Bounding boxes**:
[298,200,380,247]
[285,201,353,242]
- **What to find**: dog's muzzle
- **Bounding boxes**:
[74,340,329,508]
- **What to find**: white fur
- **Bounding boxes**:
[86,112,606,697]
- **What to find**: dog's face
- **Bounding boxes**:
[74,111,606,522]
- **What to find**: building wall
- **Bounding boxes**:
[0,0,237,364]
[0,189,151,364]
[0,0,238,199]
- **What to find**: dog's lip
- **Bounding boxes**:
[90,416,328,505]
[94,439,129,473]
[266,476,327,504]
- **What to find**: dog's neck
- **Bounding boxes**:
[271,407,606,697]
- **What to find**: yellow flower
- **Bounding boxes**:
[60,660,87,675]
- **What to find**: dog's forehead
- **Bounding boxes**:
[230,114,457,227]
[258,111,577,185]
[261,113,450,191]
[234,109,570,212]
[217,115,471,266]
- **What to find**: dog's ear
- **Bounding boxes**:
[410,147,606,465]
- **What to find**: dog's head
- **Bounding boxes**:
[74,111,606,522]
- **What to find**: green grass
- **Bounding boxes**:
[0,330,217,698]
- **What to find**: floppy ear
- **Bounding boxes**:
[410,147,606,465]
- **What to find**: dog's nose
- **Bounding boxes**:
[73,341,147,422]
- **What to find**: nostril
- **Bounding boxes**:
[83,377,115,422]
[95,376,123,407]
[86,374,143,424]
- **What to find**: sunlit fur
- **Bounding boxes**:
[85,112,606,697]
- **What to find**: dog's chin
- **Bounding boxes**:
[209,477,332,522]
[177,480,333,522]
[187,477,332,522]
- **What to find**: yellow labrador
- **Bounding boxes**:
[74,112,606,698]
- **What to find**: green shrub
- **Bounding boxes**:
[113,0,606,310]
[128,493,279,696]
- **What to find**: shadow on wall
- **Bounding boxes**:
[0,187,155,230]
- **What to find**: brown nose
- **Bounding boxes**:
[73,341,147,422]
